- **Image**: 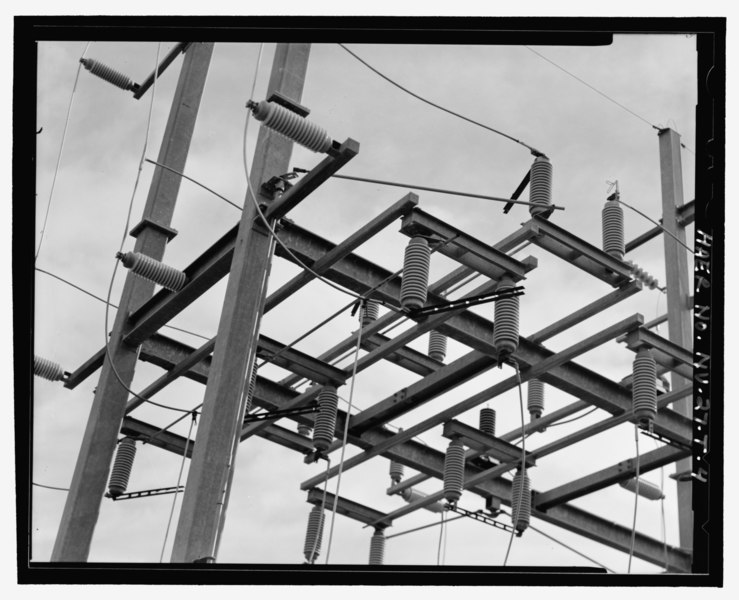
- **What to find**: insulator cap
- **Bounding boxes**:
[389,460,405,485]
[80,58,135,91]
[108,437,137,498]
[443,438,465,503]
[602,199,625,260]
[493,276,519,359]
[361,300,380,327]
[34,355,65,381]
[428,330,447,362]
[632,348,657,428]
[529,155,553,218]
[527,379,545,419]
[400,236,431,311]
[303,505,325,562]
[312,386,338,452]
[369,530,385,565]
[511,468,531,534]
[619,477,664,500]
[252,100,332,153]
[119,251,186,292]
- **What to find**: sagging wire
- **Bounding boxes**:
[546,406,599,428]
[159,411,196,562]
[324,300,366,564]
[36,41,91,262]
[338,43,546,157]
[384,512,467,540]
[503,358,527,566]
[32,482,70,492]
[436,511,445,566]
[627,423,641,573]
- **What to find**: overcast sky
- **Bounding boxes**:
[31,31,700,574]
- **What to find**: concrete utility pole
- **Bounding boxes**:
[170,43,311,563]
[51,43,214,561]
[658,128,693,552]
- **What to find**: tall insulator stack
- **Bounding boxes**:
[493,276,520,360]
[117,251,187,292]
[479,407,496,458]
[510,468,531,535]
[602,197,625,260]
[34,355,66,382]
[303,505,325,563]
[443,438,465,504]
[80,58,136,91]
[428,330,447,363]
[108,437,137,498]
[312,386,339,452]
[368,529,386,565]
[361,300,380,327]
[632,348,657,429]
[389,459,405,485]
[400,236,431,311]
[249,99,333,154]
[527,379,545,424]
[529,155,553,218]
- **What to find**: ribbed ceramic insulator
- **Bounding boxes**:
[80,58,135,91]
[479,407,496,437]
[312,386,338,451]
[428,330,447,362]
[245,362,257,413]
[527,379,545,419]
[108,437,137,498]
[401,488,446,513]
[529,155,553,217]
[619,477,664,500]
[361,300,380,327]
[252,100,332,153]
[119,251,186,292]
[297,423,312,437]
[34,355,65,381]
[400,236,431,311]
[493,277,519,358]
[627,260,661,290]
[369,530,385,565]
[389,460,404,484]
[303,505,325,562]
[511,468,531,534]
[602,200,625,260]
[632,348,657,428]
[443,438,465,503]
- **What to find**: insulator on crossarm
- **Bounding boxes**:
[602,198,625,260]
[369,529,386,565]
[511,468,531,535]
[619,477,664,500]
[428,330,447,362]
[361,300,380,327]
[297,423,312,437]
[400,236,431,311]
[80,58,136,91]
[389,459,405,485]
[632,348,657,429]
[108,437,137,498]
[248,100,333,154]
[479,407,496,458]
[626,260,661,290]
[117,251,186,292]
[401,487,446,513]
[527,379,545,420]
[493,276,519,360]
[529,155,553,218]
[443,438,465,504]
[34,355,66,382]
[303,505,325,563]
[312,386,338,452]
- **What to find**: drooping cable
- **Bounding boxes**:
[503,359,527,566]
[159,411,196,562]
[36,42,91,262]
[546,406,599,428]
[617,196,693,253]
[627,423,641,573]
[324,302,366,564]
[384,513,467,540]
[338,43,545,157]
[436,511,445,566]
[526,519,615,573]
[32,482,70,492]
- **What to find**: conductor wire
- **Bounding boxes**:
[36,41,91,262]
[617,196,693,253]
[628,423,641,573]
[338,43,545,157]
[503,359,527,566]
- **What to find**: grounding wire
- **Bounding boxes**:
[338,43,545,157]
[627,423,641,573]
[159,411,196,562]
[36,42,91,262]
[617,196,693,254]
[35,266,210,341]
[324,303,365,564]
[503,359,527,566]
[32,482,70,492]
